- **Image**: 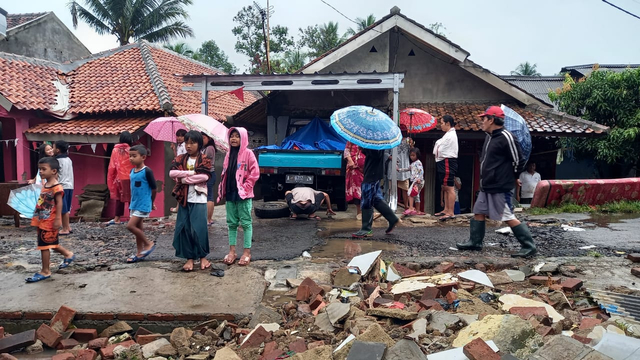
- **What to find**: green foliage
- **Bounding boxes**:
[193,40,237,74]
[276,49,308,73]
[526,200,640,215]
[163,42,194,56]
[549,67,640,166]
[587,250,603,258]
[427,22,447,37]
[511,62,541,76]
[231,5,294,73]
[345,14,376,36]
[298,22,346,58]
[68,0,194,46]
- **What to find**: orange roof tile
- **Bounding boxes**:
[0,54,60,111]
[25,115,153,136]
[148,46,259,120]
[6,12,49,29]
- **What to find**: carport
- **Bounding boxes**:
[180,72,406,210]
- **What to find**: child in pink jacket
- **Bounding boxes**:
[218,127,259,266]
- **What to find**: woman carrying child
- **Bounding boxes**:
[170,131,213,272]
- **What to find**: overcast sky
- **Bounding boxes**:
[7,0,640,75]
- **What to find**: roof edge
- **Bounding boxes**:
[6,12,50,31]
[139,41,173,112]
[525,104,610,133]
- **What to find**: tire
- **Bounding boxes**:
[254,201,290,219]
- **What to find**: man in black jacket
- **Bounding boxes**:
[456,106,537,257]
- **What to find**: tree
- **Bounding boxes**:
[345,14,376,36]
[232,5,294,73]
[278,49,308,73]
[299,22,346,58]
[163,42,194,56]
[69,0,194,46]
[193,40,237,74]
[549,67,640,175]
[428,22,447,37]
[511,62,542,76]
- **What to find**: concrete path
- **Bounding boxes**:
[0,265,266,317]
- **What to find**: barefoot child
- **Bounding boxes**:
[26,157,75,283]
[54,140,74,235]
[401,147,424,215]
[170,131,212,271]
[218,128,259,266]
[125,145,157,263]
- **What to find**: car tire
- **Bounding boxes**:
[254,201,290,219]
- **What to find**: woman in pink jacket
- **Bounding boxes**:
[106,132,134,225]
[218,127,259,266]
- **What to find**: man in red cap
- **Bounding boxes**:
[456,106,537,257]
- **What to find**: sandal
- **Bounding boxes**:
[238,255,251,266]
[223,254,237,265]
[210,269,225,277]
[139,244,156,259]
[308,215,321,221]
[326,209,336,216]
[26,273,51,283]
[59,254,75,269]
[126,255,141,263]
[434,212,445,217]
[439,215,456,221]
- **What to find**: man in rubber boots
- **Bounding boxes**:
[353,148,399,237]
[456,106,537,257]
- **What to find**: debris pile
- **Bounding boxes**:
[2,254,640,359]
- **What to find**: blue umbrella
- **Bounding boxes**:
[330,106,402,150]
[501,104,532,162]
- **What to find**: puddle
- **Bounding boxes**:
[316,219,360,238]
[263,290,296,307]
[309,238,400,260]
[585,213,640,229]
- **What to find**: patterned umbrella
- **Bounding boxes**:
[8,184,41,218]
[144,117,187,143]
[177,114,229,152]
[399,108,438,134]
[330,106,402,150]
[500,104,532,162]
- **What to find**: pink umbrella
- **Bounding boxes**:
[177,114,229,152]
[144,117,187,142]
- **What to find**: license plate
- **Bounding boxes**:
[286,174,314,184]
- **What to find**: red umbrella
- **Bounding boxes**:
[399,108,438,134]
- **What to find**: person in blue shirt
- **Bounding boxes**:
[125,145,157,263]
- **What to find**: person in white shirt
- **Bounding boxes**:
[433,115,459,219]
[517,162,541,204]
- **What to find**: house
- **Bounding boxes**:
[232,6,608,214]
[0,9,91,62]
[500,76,564,109]
[561,63,640,80]
[0,40,259,217]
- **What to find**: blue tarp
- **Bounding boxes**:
[280,117,346,150]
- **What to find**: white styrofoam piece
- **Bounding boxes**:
[458,269,494,288]
[347,250,382,275]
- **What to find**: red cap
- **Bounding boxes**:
[478,106,505,118]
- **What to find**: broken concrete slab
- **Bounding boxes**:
[428,312,462,333]
[314,312,336,332]
[99,321,133,338]
[0,330,37,353]
[386,339,426,360]
[528,335,613,360]
[327,302,351,325]
[346,341,386,360]
[408,318,427,340]
[291,345,333,360]
[453,315,543,359]
[142,338,171,359]
[504,270,526,282]
[499,294,565,323]
[248,305,283,328]
[334,268,362,287]
[365,308,418,321]
[213,347,242,360]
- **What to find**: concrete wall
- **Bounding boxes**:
[322,33,390,73]
[0,14,90,62]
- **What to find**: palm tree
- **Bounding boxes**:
[68,0,194,46]
[345,14,376,36]
[511,62,542,76]
[163,42,194,56]
[281,49,307,73]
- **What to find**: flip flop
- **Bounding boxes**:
[308,215,321,221]
[59,254,76,269]
[434,212,446,217]
[105,220,123,226]
[289,215,298,220]
[223,254,237,265]
[126,255,141,263]
[25,273,51,283]
[403,209,412,215]
[210,269,225,277]
[439,215,456,221]
[139,244,156,260]
[238,255,251,266]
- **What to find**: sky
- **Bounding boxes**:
[6,0,640,75]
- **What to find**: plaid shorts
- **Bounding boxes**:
[361,181,384,209]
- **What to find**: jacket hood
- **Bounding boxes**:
[228,127,250,153]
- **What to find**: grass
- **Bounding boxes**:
[587,250,603,257]
[526,200,640,215]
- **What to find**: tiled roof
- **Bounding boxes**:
[25,115,153,136]
[500,76,564,107]
[66,46,160,114]
[0,53,61,110]
[402,102,609,135]
[148,44,259,120]
[6,12,48,29]
[561,64,640,77]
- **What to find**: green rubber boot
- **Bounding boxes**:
[511,223,537,258]
[456,219,485,250]
[352,208,374,238]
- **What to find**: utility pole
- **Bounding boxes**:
[266,0,271,72]
[254,1,271,73]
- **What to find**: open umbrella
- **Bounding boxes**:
[8,184,41,218]
[330,106,402,150]
[144,117,187,143]
[177,114,229,152]
[399,108,438,134]
[500,104,532,162]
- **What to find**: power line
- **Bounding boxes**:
[319,0,382,33]
[602,0,640,20]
